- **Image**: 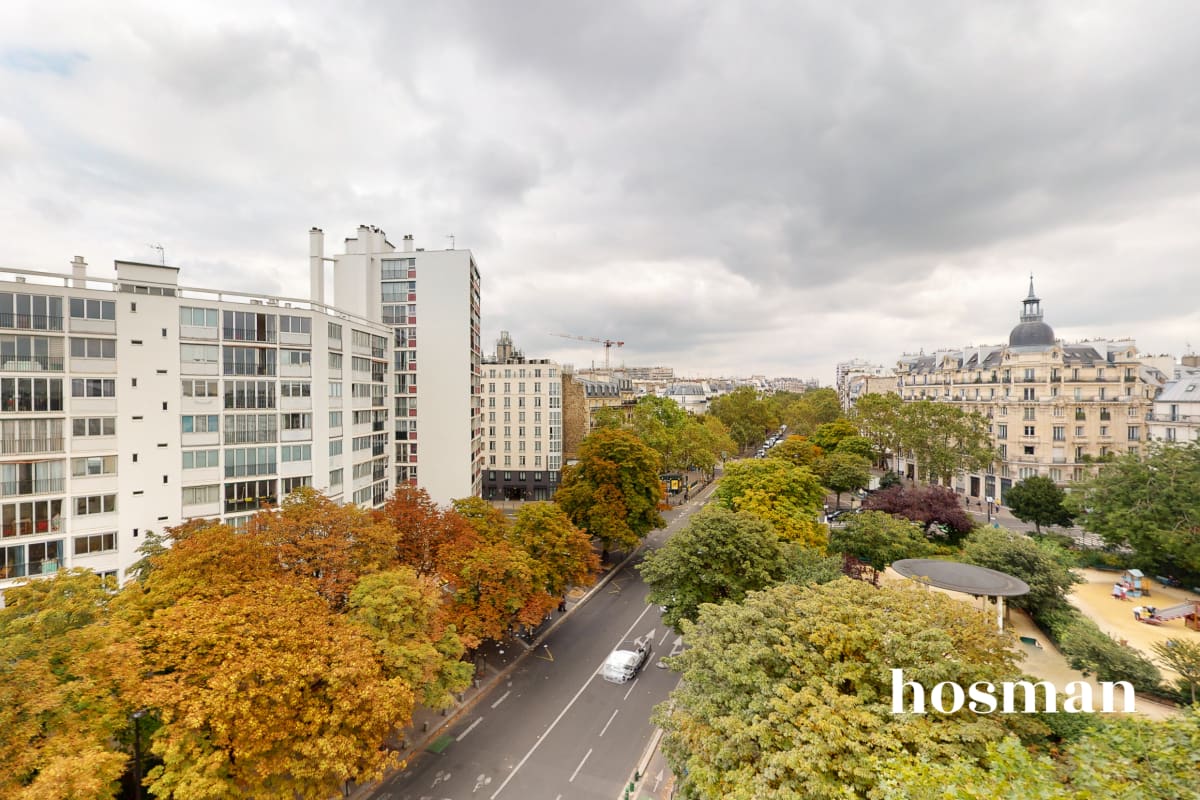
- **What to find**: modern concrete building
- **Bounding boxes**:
[0,255,392,597]
[480,331,563,501]
[312,226,483,506]
[887,280,1167,503]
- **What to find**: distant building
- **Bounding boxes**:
[888,279,1167,503]
[479,332,562,500]
[662,382,709,414]
[1148,356,1200,445]
[836,359,892,410]
[561,371,637,461]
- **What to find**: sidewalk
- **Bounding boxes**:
[620,727,676,800]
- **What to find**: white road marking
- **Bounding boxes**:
[658,629,671,646]
[489,602,657,799]
[457,717,483,742]
[599,709,619,737]
[622,678,640,701]
[569,749,593,783]
[491,691,510,709]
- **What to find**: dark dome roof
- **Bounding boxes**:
[1009,320,1056,347]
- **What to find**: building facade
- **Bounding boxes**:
[312,226,483,506]
[561,372,637,462]
[479,332,563,500]
[889,281,1166,503]
[837,359,893,410]
[1148,357,1200,445]
[0,256,391,597]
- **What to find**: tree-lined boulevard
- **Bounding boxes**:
[366,488,710,800]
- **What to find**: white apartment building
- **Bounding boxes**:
[1148,359,1200,445]
[836,359,892,410]
[311,226,482,506]
[0,256,391,598]
[480,332,563,501]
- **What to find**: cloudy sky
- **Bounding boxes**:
[2,2,1198,383]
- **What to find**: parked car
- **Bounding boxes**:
[600,641,651,683]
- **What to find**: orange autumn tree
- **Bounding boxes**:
[380,484,477,577]
[0,570,137,800]
[247,486,394,610]
[138,580,408,800]
[510,501,599,599]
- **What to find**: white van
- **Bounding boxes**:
[600,642,651,684]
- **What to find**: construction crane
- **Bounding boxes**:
[549,333,625,371]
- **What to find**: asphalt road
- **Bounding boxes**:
[368,491,710,800]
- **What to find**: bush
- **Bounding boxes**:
[1055,613,1162,695]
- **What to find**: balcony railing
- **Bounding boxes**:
[0,478,65,497]
[0,437,65,455]
[1,357,64,372]
[0,557,64,579]
[0,314,64,331]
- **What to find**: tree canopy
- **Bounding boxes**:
[656,579,1037,800]
[828,511,935,581]
[960,527,1080,614]
[1004,476,1074,533]
[816,451,872,509]
[897,400,994,485]
[863,484,975,544]
[1066,440,1200,574]
[555,427,665,553]
[708,385,777,452]
[713,458,827,549]
[638,507,791,631]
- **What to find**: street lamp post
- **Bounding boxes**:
[131,708,147,800]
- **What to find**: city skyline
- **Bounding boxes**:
[2,3,1199,381]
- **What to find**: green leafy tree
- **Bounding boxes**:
[961,527,1080,614]
[898,400,994,485]
[828,510,934,581]
[639,507,790,631]
[1004,476,1074,533]
[631,394,689,469]
[769,434,824,468]
[556,428,665,556]
[709,385,776,452]
[810,418,858,451]
[713,458,827,549]
[1067,440,1200,574]
[781,387,841,437]
[833,434,875,462]
[590,406,626,430]
[655,579,1039,800]
[676,414,737,477]
[816,451,872,508]
[851,392,905,469]
[780,545,845,586]
[1152,638,1200,704]
[347,569,473,710]
[881,709,1200,800]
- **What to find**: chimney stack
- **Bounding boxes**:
[71,256,87,288]
[309,228,325,305]
[403,234,414,253]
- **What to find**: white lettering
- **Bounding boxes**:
[931,681,966,713]
[891,669,925,714]
[967,681,997,713]
[1002,680,1057,713]
[1101,681,1135,713]
[1062,681,1094,713]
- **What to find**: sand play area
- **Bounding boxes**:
[883,565,1198,720]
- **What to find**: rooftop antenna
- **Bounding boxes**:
[148,244,165,265]
[446,234,455,249]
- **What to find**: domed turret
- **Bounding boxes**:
[1008,276,1055,347]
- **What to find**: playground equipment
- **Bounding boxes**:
[1149,600,1200,631]
[1122,569,1147,598]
